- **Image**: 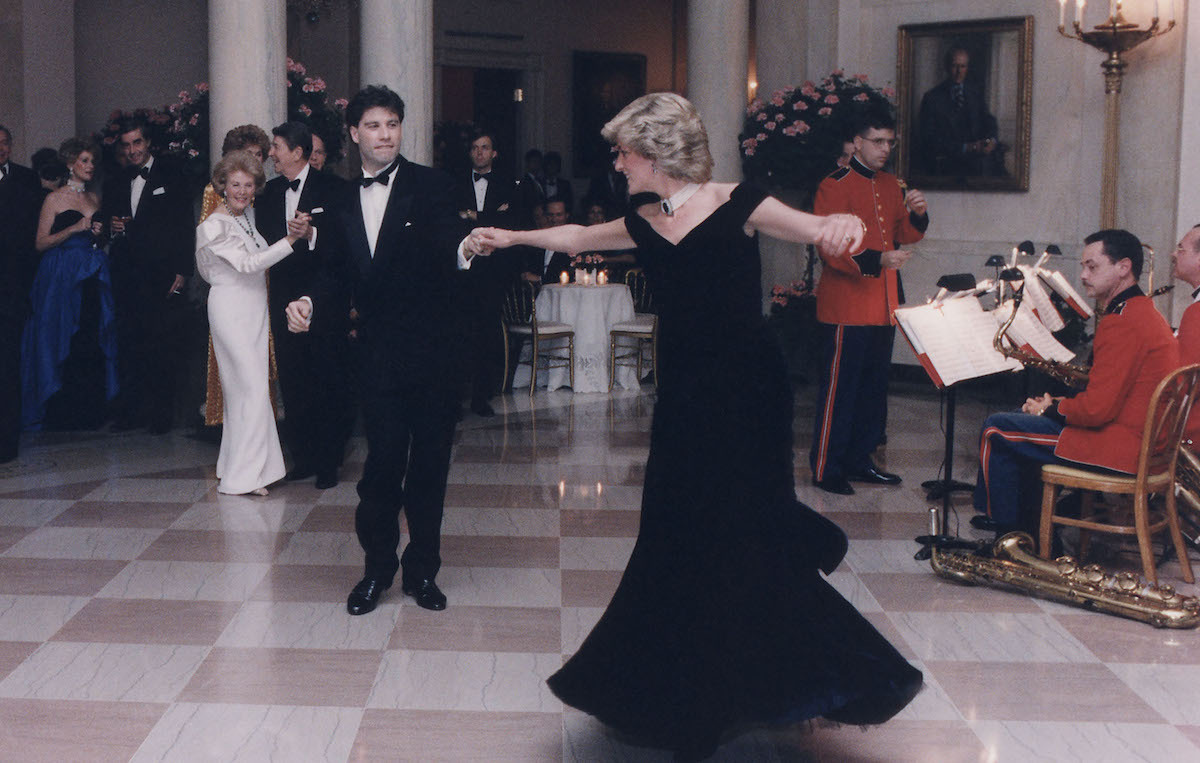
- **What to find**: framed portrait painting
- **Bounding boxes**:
[572,51,646,179]
[896,16,1033,192]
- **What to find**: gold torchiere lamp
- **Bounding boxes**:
[1057,0,1176,228]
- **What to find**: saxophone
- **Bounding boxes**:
[932,532,1200,628]
[992,275,1091,389]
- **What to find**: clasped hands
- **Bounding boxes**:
[1022,393,1061,416]
[466,227,512,257]
[285,212,313,245]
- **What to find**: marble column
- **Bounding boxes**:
[360,0,433,165]
[754,0,811,296]
[687,0,749,183]
[208,0,286,167]
[22,0,74,153]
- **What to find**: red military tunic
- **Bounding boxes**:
[1054,289,1179,473]
[813,158,927,326]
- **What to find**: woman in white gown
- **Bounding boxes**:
[195,150,311,495]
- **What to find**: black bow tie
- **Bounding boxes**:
[361,159,399,189]
[133,165,151,181]
[473,171,491,183]
[287,178,301,192]
[0,164,7,179]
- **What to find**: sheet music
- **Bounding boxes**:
[894,296,1022,387]
[991,301,1078,363]
[1039,269,1094,318]
[1016,266,1065,331]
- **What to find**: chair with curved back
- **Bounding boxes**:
[1038,363,1200,586]
[609,268,657,391]
[501,280,574,396]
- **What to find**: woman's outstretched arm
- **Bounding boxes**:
[471,218,634,255]
[747,196,865,258]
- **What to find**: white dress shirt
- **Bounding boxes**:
[472,172,489,213]
[285,163,310,221]
[131,155,154,217]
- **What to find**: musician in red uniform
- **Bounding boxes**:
[974,229,1180,535]
[1172,224,1200,363]
[811,111,929,495]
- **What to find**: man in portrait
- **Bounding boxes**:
[917,46,1003,178]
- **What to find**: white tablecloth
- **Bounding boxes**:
[512,283,637,393]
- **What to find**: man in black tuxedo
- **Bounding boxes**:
[0,124,42,461]
[100,117,194,433]
[286,85,479,616]
[917,47,1002,178]
[522,198,573,284]
[455,129,519,417]
[257,121,349,489]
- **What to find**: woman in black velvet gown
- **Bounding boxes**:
[473,93,921,759]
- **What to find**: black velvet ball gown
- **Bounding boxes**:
[547,184,922,756]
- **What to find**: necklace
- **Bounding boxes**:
[66,179,85,194]
[660,182,700,216]
[223,199,262,248]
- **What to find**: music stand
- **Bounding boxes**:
[920,272,980,502]
[912,273,989,560]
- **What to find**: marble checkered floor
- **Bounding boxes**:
[2,383,1200,762]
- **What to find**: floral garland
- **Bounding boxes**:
[96,58,347,184]
[769,280,813,312]
[740,70,896,197]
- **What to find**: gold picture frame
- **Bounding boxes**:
[897,16,1033,192]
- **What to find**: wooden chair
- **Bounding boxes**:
[501,280,574,396]
[609,268,657,390]
[1038,363,1200,585]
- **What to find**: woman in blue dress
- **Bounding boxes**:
[21,138,117,431]
[473,93,921,759]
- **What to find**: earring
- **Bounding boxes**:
[652,163,658,174]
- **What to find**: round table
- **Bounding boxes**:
[513,283,638,393]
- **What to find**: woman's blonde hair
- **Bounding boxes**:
[600,92,713,183]
[58,137,98,168]
[211,149,266,195]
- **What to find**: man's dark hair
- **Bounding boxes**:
[524,148,543,163]
[544,196,567,211]
[116,116,150,142]
[544,151,562,173]
[471,128,498,148]
[345,85,405,129]
[31,147,59,172]
[0,124,11,142]
[1085,228,1144,279]
[38,160,67,184]
[943,46,970,73]
[854,109,896,137]
[272,121,313,159]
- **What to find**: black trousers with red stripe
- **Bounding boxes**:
[810,323,894,482]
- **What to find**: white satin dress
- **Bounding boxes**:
[195,210,293,494]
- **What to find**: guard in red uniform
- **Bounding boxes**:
[811,111,928,495]
[974,229,1179,533]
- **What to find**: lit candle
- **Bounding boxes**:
[1109,0,1116,20]
[1076,0,1085,24]
[560,270,569,285]
[1059,0,1067,27]
[597,270,607,285]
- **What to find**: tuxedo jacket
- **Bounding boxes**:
[523,248,572,285]
[257,169,347,328]
[0,162,42,319]
[455,170,518,229]
[316,157,469,391]
[100,158,194,283]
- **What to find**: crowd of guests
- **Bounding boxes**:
[0,115,633,468]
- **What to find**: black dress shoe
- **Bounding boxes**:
[315,471,338,490]
[812,476,855,495]
[285,466,315,482]
[847,463,902,486]
[470,400,495,417]
[347,577,390,616]
[401,578,447,611]
[969,514,999,532]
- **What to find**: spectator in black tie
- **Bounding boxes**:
[100,116,194,434]
[917,46,1002,177]
[0,124,43,461]
[455,129,520,417]
[258,120,349,488]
